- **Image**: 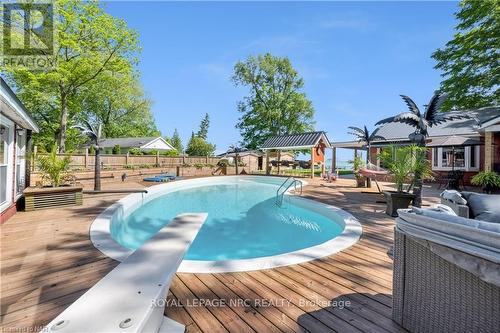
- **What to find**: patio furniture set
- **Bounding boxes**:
[393,190,500,333]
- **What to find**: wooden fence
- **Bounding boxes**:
[32,151,220,171]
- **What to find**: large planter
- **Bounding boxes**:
[383,191,414,217]
[355,175,366,188]
[24,186,83,211]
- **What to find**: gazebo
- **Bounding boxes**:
[260,131,331,178]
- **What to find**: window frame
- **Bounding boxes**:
[431,146,480,171]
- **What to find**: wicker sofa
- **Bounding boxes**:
[393,208,500,333]
[440,190,500,221]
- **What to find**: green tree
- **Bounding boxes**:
[170,129,183,153]
[196,113,210,140]
[185,136,215,156]
[232,53,315,149]
[432,0,499,110]
[2,0,140,152]
[78,70,159,138]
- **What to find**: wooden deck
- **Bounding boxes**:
[0,178,440,332]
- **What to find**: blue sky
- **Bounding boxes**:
[105,1,459,161]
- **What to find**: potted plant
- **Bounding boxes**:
[24,144,82,211]
[471,171,500,194]
[350,155,366,187]
[379,145,431,217]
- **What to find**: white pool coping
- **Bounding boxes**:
[90,175,362,273]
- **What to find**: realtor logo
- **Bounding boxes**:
[2,1,57,70]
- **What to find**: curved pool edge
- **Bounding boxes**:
[89,175,362,273]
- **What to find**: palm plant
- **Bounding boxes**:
[375,92,471,206]
[73,121,102,190]
[37,144,72,187]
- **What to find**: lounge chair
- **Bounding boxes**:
[43,213,207,333]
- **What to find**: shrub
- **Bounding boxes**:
[128,148,143,155]
[217,159,229,167]
[123,165,137,170]
[147,149,159,155]
[112,145,121,154]
[138,163,155,169]
[162,149,179,156]
[471,171,500,191]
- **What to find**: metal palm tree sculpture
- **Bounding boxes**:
[348,125,385,164]
[375,92,471,206]
[73,121,102,191]
[228,144,244,175]
[375,93,468,144]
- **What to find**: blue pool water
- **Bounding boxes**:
[111,178,343,261]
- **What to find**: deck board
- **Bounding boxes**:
[0,178,431,333]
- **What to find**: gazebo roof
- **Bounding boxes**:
[261,131,331,150]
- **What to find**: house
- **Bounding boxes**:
[90,137,175,154]
[332,107,500,185]
[1,77,39,222]
[218,149,295,173]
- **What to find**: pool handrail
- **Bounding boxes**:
[276,177,302,206]
[43,213,208,333]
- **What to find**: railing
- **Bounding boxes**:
[276,177,303,207]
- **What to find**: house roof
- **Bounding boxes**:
[330,106,499,148]
[0,77,39,132]
[261,131,331,150]
[96,137,174,150]
[426,136,483,147]
[373,107,499,142]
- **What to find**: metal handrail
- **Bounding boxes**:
[276,177,302,206]
[276,177,294,197]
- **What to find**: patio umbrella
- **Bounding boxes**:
[427,136,483,171]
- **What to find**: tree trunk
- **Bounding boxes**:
[57,90,68,153]
[235,153,239,175]
[94,147,101,191]
[366,144,371,188]
[277,150,281,175]
[412,144,425,208]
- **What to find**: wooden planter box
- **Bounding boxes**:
[24,186,83,211]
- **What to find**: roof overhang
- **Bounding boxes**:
[139,137,175,150]
[261,132,331,150]
[330,141,365,149]
[479,116,500,132]
[1,79,39,132]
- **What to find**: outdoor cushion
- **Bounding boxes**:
[461,192,500,223]
[397,209,500,286]
[440,190,467,205]
[411,207,500,234]
[434,204,457,215]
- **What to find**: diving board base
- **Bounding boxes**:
[159,316,185,333]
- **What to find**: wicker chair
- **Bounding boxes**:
[393,210,500,333]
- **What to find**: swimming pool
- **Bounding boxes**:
[91,176,362,273]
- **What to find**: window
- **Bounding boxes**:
[0,125,10,205]
[16,129,26,195]
[432,145,479,171]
